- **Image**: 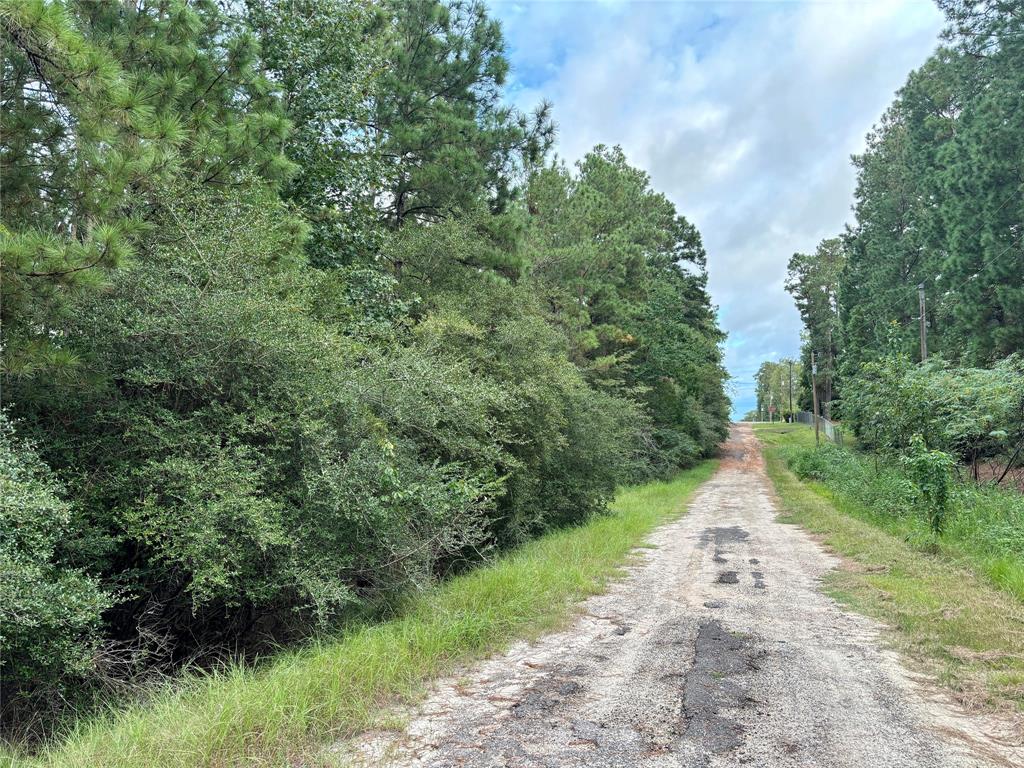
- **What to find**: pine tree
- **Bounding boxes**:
[247,0,385,266]
[372,0,553,230]
[934,0,1024,363]
[838,0,1023,368]
[526,146,728,464]
[787,238,845,410]
[1,0,293,374]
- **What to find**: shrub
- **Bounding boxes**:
[5,186,498,663]
[787,444,921,522]
[3,183,653,691]
[406,281,650,544]
[901,435,955,536]
[0,414,111,704]
[844,348,1024,467]
[789,445,846,482]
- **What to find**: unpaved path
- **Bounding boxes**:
[341,424,1021,767]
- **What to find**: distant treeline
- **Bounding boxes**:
[0,0,729,730]
[777,0,1023,461]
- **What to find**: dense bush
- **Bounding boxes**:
[786,442,1024,571]
[843,348,1024,470]
[0,414,111,702]
[789,445,918,519]
[7,187,496,653]
[2,181,661,695]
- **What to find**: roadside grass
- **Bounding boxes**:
[755,425,1024,603]
[3,461,717,768]
[754,425,1024,713]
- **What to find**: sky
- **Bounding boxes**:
[489,0,946,418]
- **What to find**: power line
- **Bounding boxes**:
[939,228,1024,302]
[885,183,1024,322]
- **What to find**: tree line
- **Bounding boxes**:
[745,358,804,423]
[0,0,729,731]
[778,0,1023,476]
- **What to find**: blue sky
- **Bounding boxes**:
[489,0,945,418]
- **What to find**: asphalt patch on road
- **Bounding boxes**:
[509,665,587,719]
[702,526,750,575]
[676,620,764,761]
[700,526,750,548]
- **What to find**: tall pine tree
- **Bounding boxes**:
[1,0,292,374]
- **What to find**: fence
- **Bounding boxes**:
[795,411,845,448]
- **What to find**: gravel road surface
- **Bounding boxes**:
[342,424,1022,767]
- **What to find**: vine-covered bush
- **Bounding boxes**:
[843,350,1024,469]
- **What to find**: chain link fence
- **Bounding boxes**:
[795,411,845,447]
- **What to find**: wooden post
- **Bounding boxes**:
[811,351,820,448]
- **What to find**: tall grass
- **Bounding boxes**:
[4,462,717,768]
[755,425,1024,602]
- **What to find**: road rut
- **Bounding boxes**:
[342,424,1021,767]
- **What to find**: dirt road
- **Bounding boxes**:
[343,425,1020,767]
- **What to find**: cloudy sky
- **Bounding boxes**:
[489,0,945,418]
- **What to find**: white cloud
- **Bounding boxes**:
[491,0,945,417]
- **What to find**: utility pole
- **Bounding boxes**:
[918,283,928,362]
[811,351,820,448]
[788,360,793,422]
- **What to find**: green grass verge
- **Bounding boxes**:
[755,424,1024,602]
[754,425,1024,713]
[3,461,717,768]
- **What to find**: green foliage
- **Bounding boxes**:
[753,359,801,421]
[901,435,955,535]
[385,217,654,541]
[781,433,1023,590]
[842,344,1024,468]
[786,238,844,410]
[1,0,294,372]
[372,0,553,229]
[838,1,1023,369]
[779,4,1022,433]
[0,413,111,704]
[9,184,496,653]
[526,146,728,465]
[247,0,385,265]
[1,0,729,736]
